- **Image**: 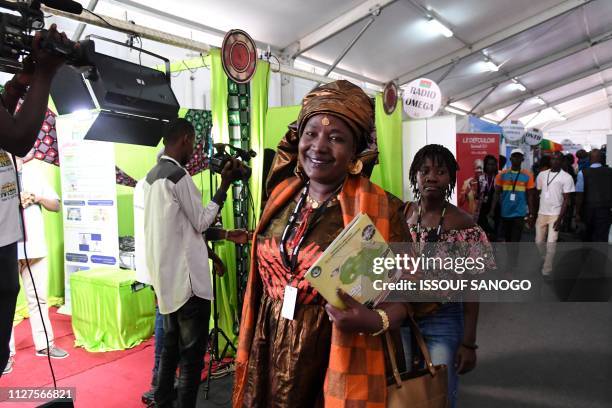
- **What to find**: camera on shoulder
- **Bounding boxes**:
[0,0,95,73]
[210,143,255,181]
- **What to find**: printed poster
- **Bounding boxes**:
[56,112,119,313]
[456,133,500,215]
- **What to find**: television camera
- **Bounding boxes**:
[210,142,255,180]
[0,0,94,73]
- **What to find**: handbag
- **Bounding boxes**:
[385,314,449,408]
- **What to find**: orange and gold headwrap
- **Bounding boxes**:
[266,80,378,195]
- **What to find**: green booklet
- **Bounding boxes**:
[304,213,399,309]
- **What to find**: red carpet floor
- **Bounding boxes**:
[0,307,155,407]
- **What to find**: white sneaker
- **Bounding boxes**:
[3,356,14,374]
[36,346,69,359]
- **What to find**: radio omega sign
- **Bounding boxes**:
[403,78,442,119]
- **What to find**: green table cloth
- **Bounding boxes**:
[71,268,155,352]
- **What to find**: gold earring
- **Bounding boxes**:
[348,159,363,175]
[294,164,304,178]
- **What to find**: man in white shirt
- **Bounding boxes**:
[144,118,242,408]
[535,152,575,276]
[3,157,68,374]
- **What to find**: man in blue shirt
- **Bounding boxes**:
[491,149,536,242]
[575,149,612,242]
[490,148,536,270]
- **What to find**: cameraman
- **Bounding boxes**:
[0,24,69,376]
[143,118,243,408]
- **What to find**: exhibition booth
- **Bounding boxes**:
[1,1,611,407]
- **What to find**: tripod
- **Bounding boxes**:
[203,252,236,399]
[203,173,237,400]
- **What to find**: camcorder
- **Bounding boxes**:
[210,143,255,180]
[0,0,95,73]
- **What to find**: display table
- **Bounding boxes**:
[71,268,155,352]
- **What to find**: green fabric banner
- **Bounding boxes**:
[370,96,403,199]
[264,106,301,151]
[42,161,65,305]
[210,49,239,349]
[249,61,270,223]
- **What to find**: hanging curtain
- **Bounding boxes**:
[248,60,270,224]
[209,49,239,349]
[370,96,403,199]
[264,106,301,150]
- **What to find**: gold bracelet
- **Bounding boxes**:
[370,308,389,336]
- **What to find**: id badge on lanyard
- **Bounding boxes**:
[281,285,298,320]
[510,171,520,202]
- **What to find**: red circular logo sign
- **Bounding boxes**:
[383,82,398,115]
[222,29,257,83]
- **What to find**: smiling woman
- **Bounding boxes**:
[299,113,356,195]
[232,80,424,408]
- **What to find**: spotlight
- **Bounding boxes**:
[51,36,179,147]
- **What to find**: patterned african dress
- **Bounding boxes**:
[243,193,407,407]
[408,223,495,302]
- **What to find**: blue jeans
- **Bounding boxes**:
[155,296,210,408]
[401,303,464,408]
[152,305,164,387]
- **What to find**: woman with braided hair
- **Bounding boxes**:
[402,144,493,408]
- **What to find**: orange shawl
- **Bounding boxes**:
[233,174,391,408]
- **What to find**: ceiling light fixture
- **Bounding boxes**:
[510,78,526,92]
[444,105,467,115]
[427,17,454,38]
[534,97,546,105]
[483,58,499,72]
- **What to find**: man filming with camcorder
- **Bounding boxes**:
[143,118,248,407]
[0,23,72,377]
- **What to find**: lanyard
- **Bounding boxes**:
[279,182,341,273]
[510,170,521,193]
[546,170,560,187]
[484,174,494,193]
[416,200,447,243]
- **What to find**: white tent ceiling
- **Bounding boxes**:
[37,0,612,130]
